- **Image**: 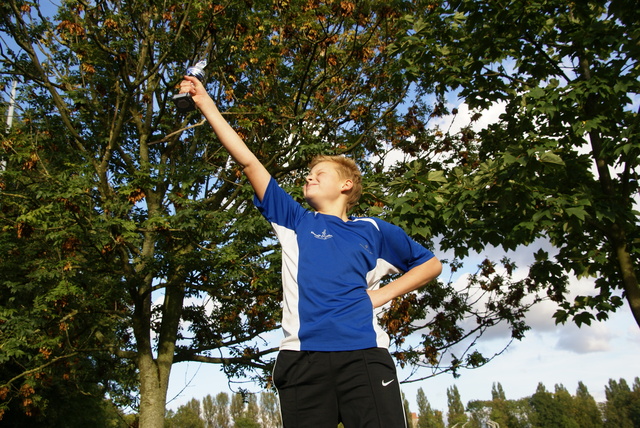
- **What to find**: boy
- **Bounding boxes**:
[179,76,442,427]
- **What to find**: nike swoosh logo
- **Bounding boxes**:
[382,379,395,387]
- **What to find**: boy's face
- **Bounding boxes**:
[303,161,351,210]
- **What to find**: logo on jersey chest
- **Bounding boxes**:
[310,229,333,240]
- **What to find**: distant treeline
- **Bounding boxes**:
[419,377,640,428]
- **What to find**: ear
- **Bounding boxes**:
[341,179,353,192]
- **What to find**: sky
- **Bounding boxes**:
[166,100,640,417]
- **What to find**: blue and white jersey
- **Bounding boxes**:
[254,177,435,352]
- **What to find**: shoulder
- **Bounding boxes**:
[351,216,401,233]
[350,216,379,229]
[255,178,308,224]
[262,177,297,204]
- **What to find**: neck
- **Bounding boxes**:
[316,207,349,221]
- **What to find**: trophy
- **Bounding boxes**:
[172,59,207,113]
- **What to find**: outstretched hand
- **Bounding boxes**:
[178,75,208,106]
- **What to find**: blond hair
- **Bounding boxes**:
[308,155,362,211]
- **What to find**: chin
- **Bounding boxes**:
[304,197,318,210]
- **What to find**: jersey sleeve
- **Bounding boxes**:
[373,217,435,272]
[253,177,307,230]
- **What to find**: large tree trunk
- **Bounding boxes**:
[589,128,640,327]
[135,280,186,427]
[138,353,172,428]
[588,120,640,328]
[135,232,189,427]
[137,281,187,427]
[580,53,640,328]
[612,227,640,327]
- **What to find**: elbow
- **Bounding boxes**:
[435,257,443,276]
[426,257,443,281]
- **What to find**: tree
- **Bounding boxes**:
[417,387,445,428]
[491,382,506,401]
[168,391,277,428]
[240,393,260,427]
[259,391,280,428]
[0,0,426,424]
[201,392,230,428]
[1,0,544,425]
[390,0,640,330]
[229,392,259,427]
[245,393,259,421]
[165,398,204,428]
[553,384,580,428]
[574,382,603,428]
[0,83,137,422]
[218,392,232,428]
[433,410,445,427]
[488,382,512,428]
[402,392,413,428]
[229,393,245,424]
[202,394,215,428]
[466,400,488,428]
[631,378,640,428]
[466,383,530,428]
[603,378,640,427]
[446,385,467,427]
[530,382,565,427]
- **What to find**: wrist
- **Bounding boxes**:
[196,95,217,114]
[369,287,394,309]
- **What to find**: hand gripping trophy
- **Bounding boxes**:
[172,59,207,113]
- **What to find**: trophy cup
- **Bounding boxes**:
[173,59,207,113]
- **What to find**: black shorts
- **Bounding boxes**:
[273,348,407,428]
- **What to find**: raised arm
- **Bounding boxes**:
[179,75,271,201]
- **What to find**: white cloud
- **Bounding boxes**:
[555,322,612,353]
[624,323,640,344]
[437,100,506,134]
[395,301,639,414]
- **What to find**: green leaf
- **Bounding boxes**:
[528,86,545,99]
[565,206,587,221]
[539,151,564,165]
[427,170,447,183]
[574,311,595,327]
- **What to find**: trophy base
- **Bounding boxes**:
[172,93,196,113]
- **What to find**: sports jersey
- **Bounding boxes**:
[254,177,435,352]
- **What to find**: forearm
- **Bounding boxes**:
[197,97,256,169]
[369,257,443,308]
[181,75,270,199]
